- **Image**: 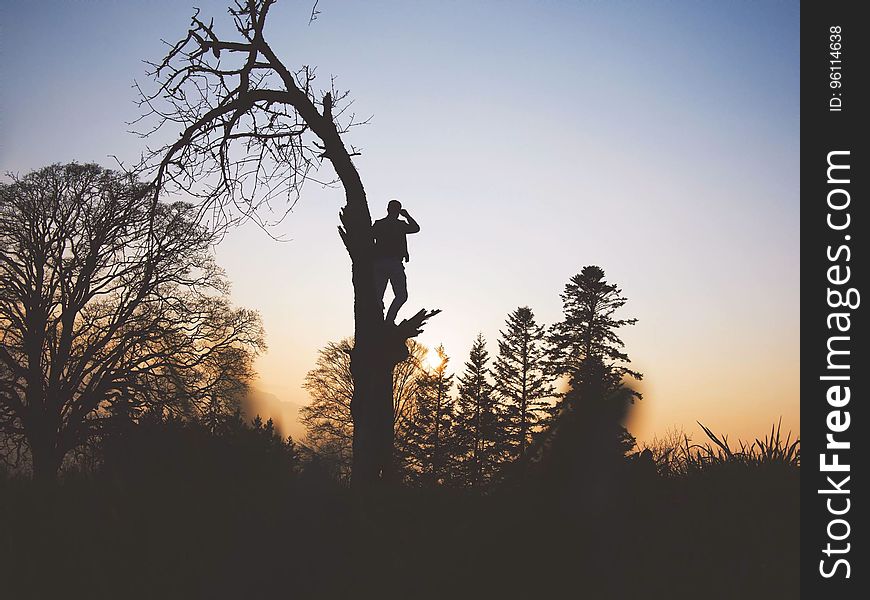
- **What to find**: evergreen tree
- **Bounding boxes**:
[546,266,642,478]
[455,334,503,488]
[493,307,553,468]
[403,345,456,486]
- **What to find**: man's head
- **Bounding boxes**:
[387,199,402,217]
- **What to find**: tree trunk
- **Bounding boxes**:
[349,320,404,485]
[349,309,440,486]
[28,423,63,484]
[313,97,439,488]
[328,155,404,487]
[432,379,442,487]
[520,340,528,467]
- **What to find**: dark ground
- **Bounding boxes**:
[0,458,798,600]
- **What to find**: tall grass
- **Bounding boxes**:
[640,419,800,477]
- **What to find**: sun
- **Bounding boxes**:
[426,350,444,371]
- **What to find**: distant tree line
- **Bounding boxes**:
[301,265,643,489]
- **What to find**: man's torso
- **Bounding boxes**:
[373,218,410,260]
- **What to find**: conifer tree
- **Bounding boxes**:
[455,334,503,488]
[403,345,456,486]
[493,307,553,467]
[546,266,642,471]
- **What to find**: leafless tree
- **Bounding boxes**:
[136,0,438,485]
[300,338,427,483]
[0,163,264,480]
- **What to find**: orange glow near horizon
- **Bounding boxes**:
[1,0,799,448]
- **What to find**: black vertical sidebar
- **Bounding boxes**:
[802,0,867,597]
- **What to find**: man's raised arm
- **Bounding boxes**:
[400,209,420,233]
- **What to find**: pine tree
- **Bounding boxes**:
[403,345,456,487]
[455,334,504,488]
[493,307,553,468]
[546,266,642,470]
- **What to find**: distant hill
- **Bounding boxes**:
[240,388,306,441]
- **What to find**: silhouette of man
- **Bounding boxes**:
[372,200,420,324]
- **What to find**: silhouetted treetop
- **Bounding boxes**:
[455,334,503,488]
[0,163,264,480]
[548,265,642,399]
[404,344,457,486]
[136,0,367,230]
[493,307,553,464]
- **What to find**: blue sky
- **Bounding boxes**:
[0,0,800,442]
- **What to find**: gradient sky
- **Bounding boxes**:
[0,0,799,444]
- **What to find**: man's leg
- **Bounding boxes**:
[373,260,390,319]
[385,261,408,324]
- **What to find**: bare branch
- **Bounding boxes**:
[134,0,364,234]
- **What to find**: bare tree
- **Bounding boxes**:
[0,163,264,480]
[137,0,438,485]
[300,338,427,483]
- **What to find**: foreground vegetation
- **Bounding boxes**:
[0,416,798,600]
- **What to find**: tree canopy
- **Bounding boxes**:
[0,163,263,479]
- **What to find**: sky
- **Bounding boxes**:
[0,0,800,444]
